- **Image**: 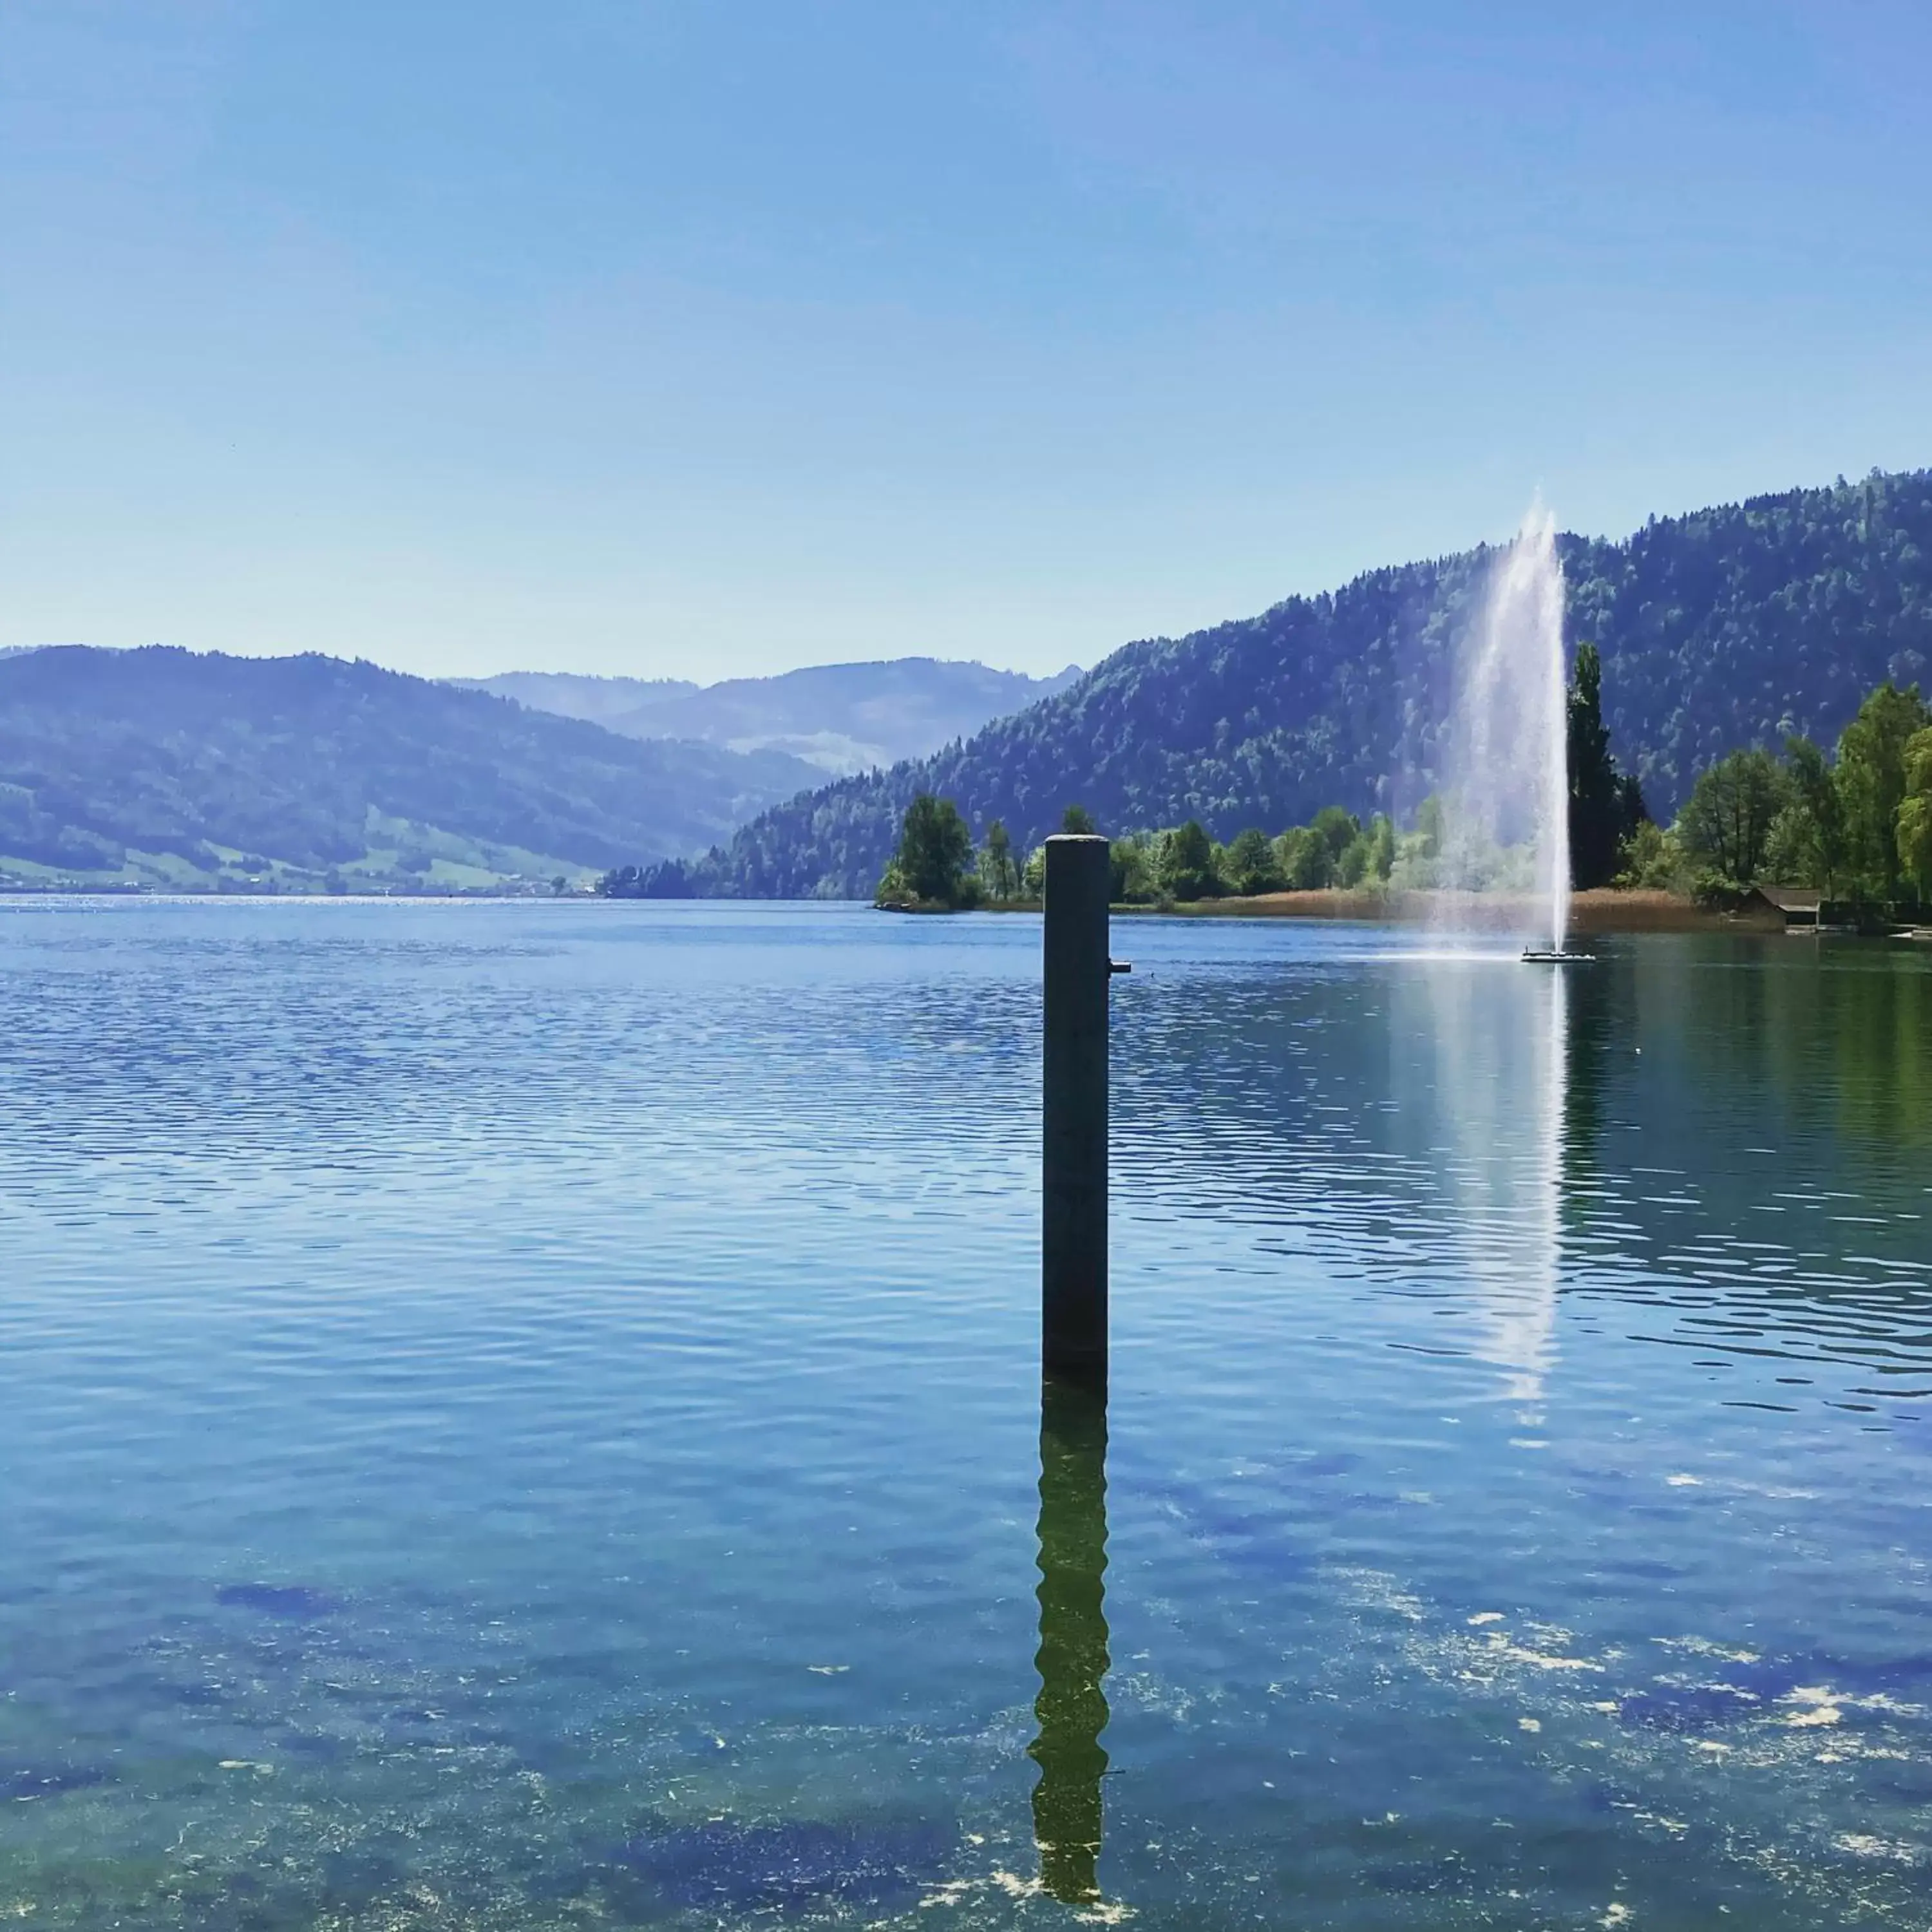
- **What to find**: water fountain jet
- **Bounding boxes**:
[1432,503,1589,961]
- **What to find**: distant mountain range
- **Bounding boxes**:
[0,648,821,891]
[697,469,1932,898]
[457,658,1083,775]
[9,471,1927,900]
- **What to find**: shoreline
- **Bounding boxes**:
[11,887,1917,940]
[1144,886,1776,934]
[968,887,1781,933]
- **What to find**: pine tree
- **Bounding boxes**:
[983,820,1017,900]
[1567,643,1625,888]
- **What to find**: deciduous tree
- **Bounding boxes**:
[880,793,974,905]
[1225,827,1282,896]
[1899,725,1932,903]
[1835,683,1929,901]
[1777,735,1848,896]
[1157,820,1222,900]
[1276,826,1330,889]
[1677,749,1788,887]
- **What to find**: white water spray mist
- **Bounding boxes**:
[1435,502,1570,951]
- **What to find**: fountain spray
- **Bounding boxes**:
[1437,502,1582,960]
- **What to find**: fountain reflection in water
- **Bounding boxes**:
[1397,958,1569,1410]
[1436,504,1573,955]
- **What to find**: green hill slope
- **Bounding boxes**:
[0,647,820,891]
[696,469,1932,898]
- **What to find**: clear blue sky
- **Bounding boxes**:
[4,1,1927,682]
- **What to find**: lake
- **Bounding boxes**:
[1,898,1928,1929]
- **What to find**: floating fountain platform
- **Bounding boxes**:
[1521,948,1591,963]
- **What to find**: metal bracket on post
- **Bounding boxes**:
[1043,835,1117,1387]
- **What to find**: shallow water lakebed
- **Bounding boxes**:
[1,899,1928,1928]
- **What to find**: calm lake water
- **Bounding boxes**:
[2,899,1929,1929]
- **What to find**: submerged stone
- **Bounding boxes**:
[612,1812,951,1915]
[1782,1651,1932,1700]
[279,1730,352,1762]
[1139,1476,1316,1580]
[0,1763,111,1800]
[1614,1647,1932,1735]
[1367,1859,1454,1895]
[317,1844,410,1913]
[1615,1687,1759,1734]
[215,1582,341,1617]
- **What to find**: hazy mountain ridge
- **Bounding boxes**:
[459,656,1082,775]
[695,469,1932,898]
[0,647,822,890]
[448,670,699,727]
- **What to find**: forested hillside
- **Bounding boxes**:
[696,470,1932,898]
[0,648,820,891]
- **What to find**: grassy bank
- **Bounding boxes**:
[950,887,1775,931]
[1147,886,1764,933]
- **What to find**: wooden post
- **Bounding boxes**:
[1043,835,1122,1383]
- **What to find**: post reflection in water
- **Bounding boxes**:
[1028,1375,1111,1906]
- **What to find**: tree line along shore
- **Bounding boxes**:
[845,659,1932,927]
